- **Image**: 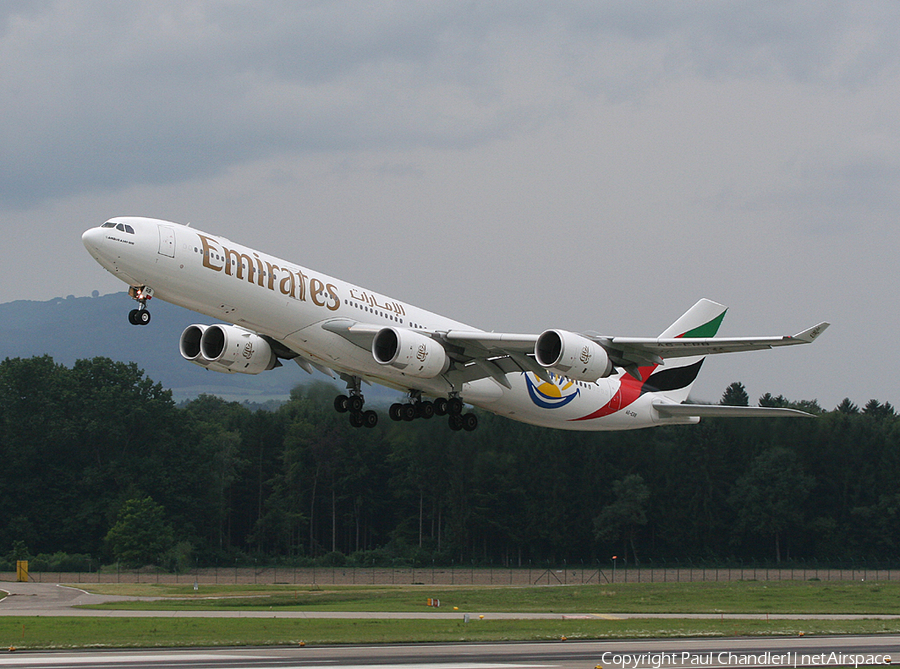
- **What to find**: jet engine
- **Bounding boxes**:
[180,324,278,375]
[534,329,613,382]
[372,327,449,379]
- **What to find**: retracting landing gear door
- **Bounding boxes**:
[158,225,175,257]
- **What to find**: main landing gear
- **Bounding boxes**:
[127,285,153,326]
[333,382,478,432]
[333,376,378,429]
[389,392,478,431]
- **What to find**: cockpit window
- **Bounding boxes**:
[101,221,116,228]
[112,223,135,234]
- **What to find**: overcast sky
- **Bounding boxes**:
[2,2,898,409]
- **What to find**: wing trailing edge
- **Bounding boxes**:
[652,399,816,419]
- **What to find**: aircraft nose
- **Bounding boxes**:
[81,226,110,260]
[82,226,103,250]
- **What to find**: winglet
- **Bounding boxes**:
[792,322,830,344]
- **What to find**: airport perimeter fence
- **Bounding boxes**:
[5,562,900,586]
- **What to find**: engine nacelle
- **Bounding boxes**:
[200,324,279,375]
[534,329,613,382]
[179,324,234,373]
[372,327,449,379]
[179,324,278,375]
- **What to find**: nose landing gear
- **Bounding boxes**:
[127,286,153,326]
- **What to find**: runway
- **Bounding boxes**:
[2,636,899,669]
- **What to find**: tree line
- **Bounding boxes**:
[1,356,898,570]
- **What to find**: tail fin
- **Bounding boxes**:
[650,299,727,403]
[659,298,727,339]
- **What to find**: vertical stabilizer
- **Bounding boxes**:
[649,299,727,403]
[659,298,727,339]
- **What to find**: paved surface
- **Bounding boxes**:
[1,636,900,669]
[0,581,161,613]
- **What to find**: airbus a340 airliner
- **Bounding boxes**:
[83,217,828,432]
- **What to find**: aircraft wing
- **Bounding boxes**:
[317,318,829,387]
[440,322,829,376]
[598,321,830,366]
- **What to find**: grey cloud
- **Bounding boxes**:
[2,1,899,209]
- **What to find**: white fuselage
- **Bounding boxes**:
[82,217,695,431]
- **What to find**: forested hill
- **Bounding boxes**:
[1,355,898,572]
[0,293,310,402]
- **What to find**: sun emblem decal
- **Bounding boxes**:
[524,373,580,409]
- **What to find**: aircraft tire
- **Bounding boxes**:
[137,310,151,325]
[334,395,350,413]
[348,395,364,413]
[433,397,448,416]
[389,403,403,421]
[363,410,378,428]
[448,414,463,431]
[349,411,365,428]
[401,404,417,421]
[417,401,435,419]
[448,397,463,416]
[128,309,140,325]
[462,413,478,431]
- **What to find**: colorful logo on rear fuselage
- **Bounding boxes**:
[525,373,581,409]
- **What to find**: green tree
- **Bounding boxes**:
[720,382,749,406]
[863,399,895,420]
[835,398,860,414]
[728,447,813,562]
[759,393,788,407]
[593,474,650,564]
[104,497,174,567]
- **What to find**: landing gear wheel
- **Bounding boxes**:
[389,403,403,421]
[128,309,140,325]
[128,309,150,325]
[433,397,449,416]
[447,397,464,416]
[448,414,464,431]
[417,401,435,419]
[401,404,417,421]
[348,395,364,413]
[349,411,365,428]
[363,410,379,428]
[334,395,350,413]
[462,413,478,431]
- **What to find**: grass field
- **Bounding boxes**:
[80,580,900,614]
[3,617,900,650]
[4,580,900,650]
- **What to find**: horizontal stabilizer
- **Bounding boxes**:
[652,400,815,419]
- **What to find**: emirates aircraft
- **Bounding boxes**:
[83,217,828,432]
